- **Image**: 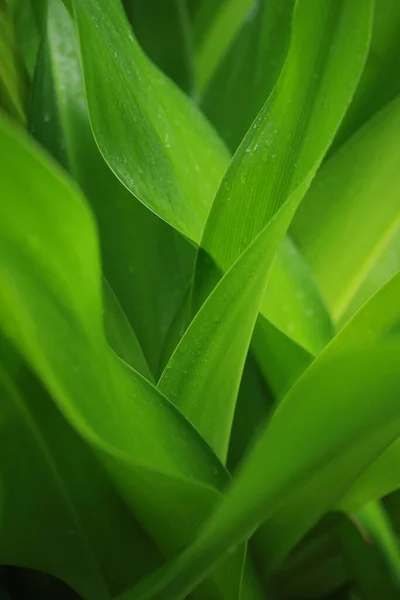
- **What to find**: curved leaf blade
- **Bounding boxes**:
[71,0,229,241]
[292,96,400,322]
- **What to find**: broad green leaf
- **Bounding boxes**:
[159,197,298,461]
[69,0,335,368]
[192,0,256,97]
[292,96,400,322]
[29,0,194,375]
[308,269,400,511]
[201,0,294,152]
[123,0,194,95]
[0,338,160,600]
[194,0,372,305]
[122,343,400,600]
[331,0,400,152]
[0,113,260,600]
[166,0,371,454]
[253,265,400,570]
[192,0,370,385]
[0,0,28,123]
[71,0,229,242]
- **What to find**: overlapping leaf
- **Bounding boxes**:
[292,96,400,322]
[0,114,262,600]
[122,342,400,600]
[0,0,28,123]
[158,0,371,462]
[29,0,194,375]
[332,0,400,151]
[0,338,160,600]
[71,0,230,241]
[123,0,194,95]
[201,0,294,152]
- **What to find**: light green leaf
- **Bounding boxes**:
[261,238,334,355]
[70,0,229,242]
[292,96,400,322]
[341,224,400,326]
[0,113,260,600]
[29,0,194,375]
[201,0,294,152]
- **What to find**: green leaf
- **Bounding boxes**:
[70,0,230,242]
[339,503,400,599]
[8,0,45,78]
[201,0,294,152]
[159,196,299,461]
[0,112,260,600]
[194,0,373,304]
[192,0,256,97]
[261,237,334,355]
[102,278,153,380]
[69,0,335,373]
[192,0,371,386]
[332,0,400,152]
[0,0,28,123]
[29,0,194,375]
[292,96,400,323]
[174,0,371,425]
[341,224,400,326]
[0,338,160,600]
[251,313,313,398]
[313,269,400,511]
[122,343,400,600]
[123,0,194,95]
[251,264,400,567]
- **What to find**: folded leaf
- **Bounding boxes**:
[29,0,194,375]
[0,113,260,600]
[71,0,229,241]
[193,0,371,356]
[162,0,371,457]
